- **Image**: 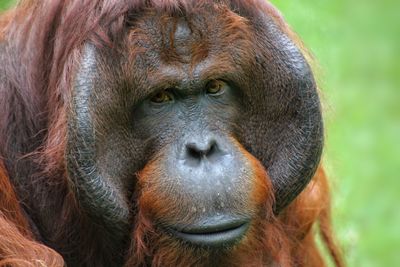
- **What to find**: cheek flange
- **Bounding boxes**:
[66,44,130,235]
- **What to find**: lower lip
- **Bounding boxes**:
[170,222,250,247]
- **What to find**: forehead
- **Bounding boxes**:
[123,5,254,86]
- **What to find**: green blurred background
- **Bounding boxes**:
[269,1,399,266]
[1,0,399,266]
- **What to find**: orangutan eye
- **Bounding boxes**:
[150,91,174,103]
[206,80,227,96]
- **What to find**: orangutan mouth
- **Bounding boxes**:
[170,217,250,247]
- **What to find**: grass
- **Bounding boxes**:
[1,0,399,266]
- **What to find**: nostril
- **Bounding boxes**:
[186,140,217,160]
[187,144,204,159]
[207,142,218,158]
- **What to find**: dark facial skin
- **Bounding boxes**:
[66,4,323,250]
[133,77,256,247]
